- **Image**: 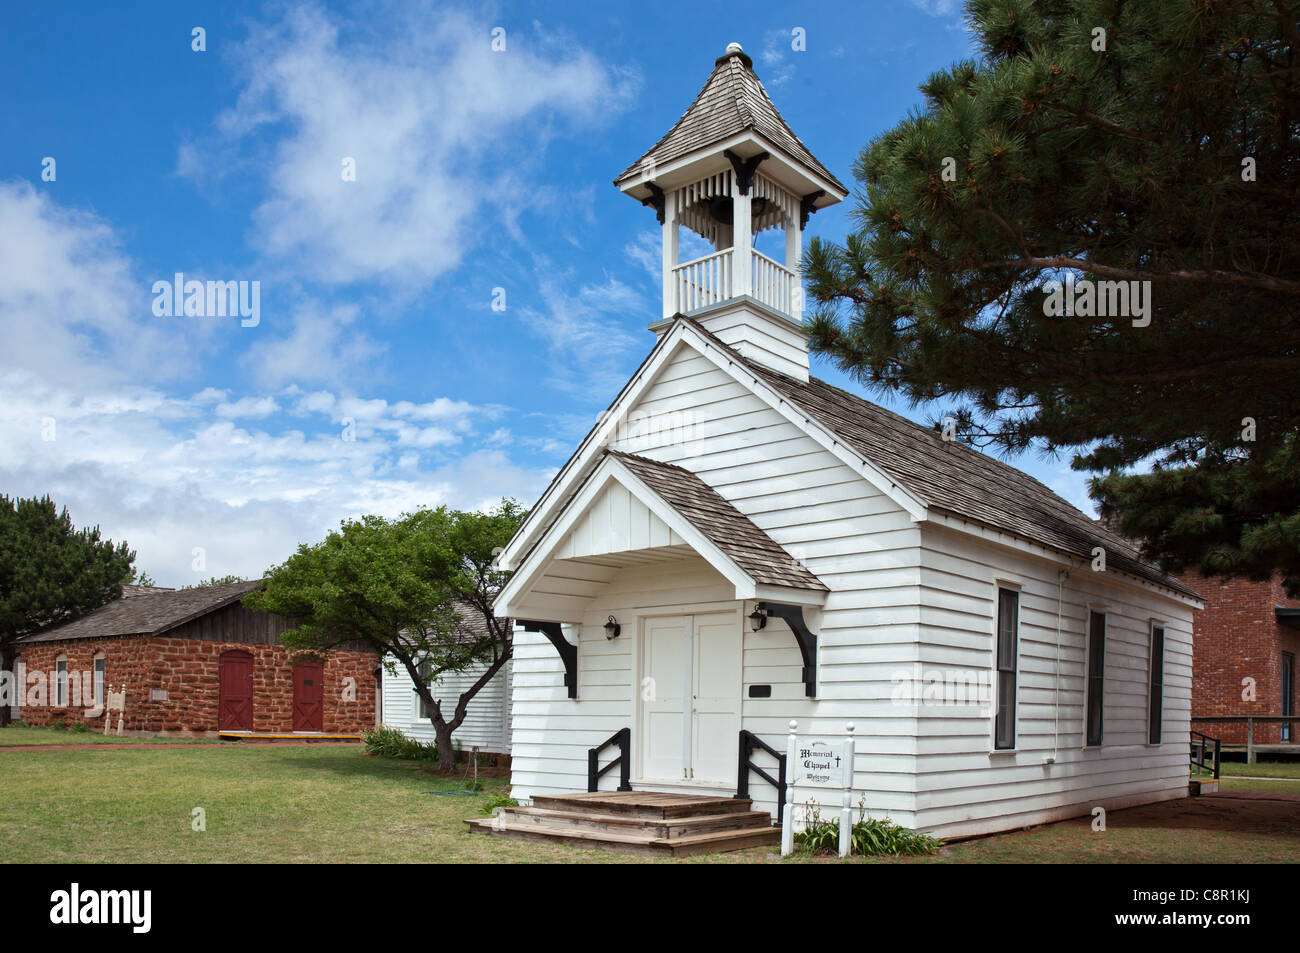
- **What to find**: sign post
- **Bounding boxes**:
[839,722,855,858]
[780,720,797,856]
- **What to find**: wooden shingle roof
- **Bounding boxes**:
[615,47,846,193]
[610,450,826,592]
[19,580,262,644]
[679,319,1198,600]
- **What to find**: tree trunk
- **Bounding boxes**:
[0,642,14,728]
[434,721,456,769]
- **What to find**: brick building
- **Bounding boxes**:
[1178,569,1299,746]
[13,580,377,737]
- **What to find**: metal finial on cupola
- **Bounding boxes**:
[717,41,752,68]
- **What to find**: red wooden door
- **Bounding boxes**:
[218,651,254,730]
[292,662,324,732]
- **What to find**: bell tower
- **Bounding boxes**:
[615,42,847,381]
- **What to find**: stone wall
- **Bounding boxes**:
[15,637,377,736]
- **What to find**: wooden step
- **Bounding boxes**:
[505,805,773,839]
[530,791,754,819]
[465,814,779,857]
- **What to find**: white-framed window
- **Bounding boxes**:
[1085,610,1106,747]
[55,655,68,708]
[994,586,1019,750]
[416,657,434,720]
[93,653,106,710]
[1148,622,1165,744]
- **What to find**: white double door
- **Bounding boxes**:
[640,611,741,784]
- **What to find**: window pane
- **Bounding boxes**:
[994,589,1018,748]
[1086,612,1105,746]
[417,657,432,719]
[1149,627,1164,744]
[997,590,1018,670]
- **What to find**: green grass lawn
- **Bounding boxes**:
[0,725,231,746]
[0,745,1294,863]
[1218,759,1300,779]
[1218,776,1300,795]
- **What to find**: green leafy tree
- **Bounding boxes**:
[181,574,244,589]
[804,0,1300,591]
[244,501,524,765]
[0,495,136,723]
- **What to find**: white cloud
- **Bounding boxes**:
[0,370,553,587]
[624,231,661,284]
[907,0,964,15]
[240,299,386,389]
[214,396,280,419]
[758,29,798,88]
[519,269,645,399]
[187,2,636,291]
[0,181,192,387]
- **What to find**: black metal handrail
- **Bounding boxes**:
[1190,729,1221,780]
[736,729,787,823]
[588,727,631,793]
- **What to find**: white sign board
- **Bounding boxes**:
[796,741,842,786]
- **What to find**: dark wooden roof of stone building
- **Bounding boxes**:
[19,580,263,644]
[610,450,827,592]
[615,46,846,193]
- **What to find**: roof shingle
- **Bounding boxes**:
[680,318,1199,600]
[615,49,846,193]
[609,449,826,592]
[19,580,261,644]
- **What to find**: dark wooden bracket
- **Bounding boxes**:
[800,190,826,229]
[756,602,817,697]
[724,150,769,195]
[640,182,666,224]
[519,620,577,698]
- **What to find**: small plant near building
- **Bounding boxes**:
[794,800,943,858]
[362,725,438,762]
[478,793,519,815]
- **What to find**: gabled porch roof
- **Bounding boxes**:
[496,450,826,624]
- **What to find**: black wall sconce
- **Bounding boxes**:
[603,615,621,640]
[748,606,767,632]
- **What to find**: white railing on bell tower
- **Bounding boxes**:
[662,169,803,321]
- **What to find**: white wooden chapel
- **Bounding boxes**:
[492,43,1201,839]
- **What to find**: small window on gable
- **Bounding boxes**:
[1086,611,1106,747]
[1148,625,1165,744]
[994,588,1019,750]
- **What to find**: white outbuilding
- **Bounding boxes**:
[490,43,1202,841]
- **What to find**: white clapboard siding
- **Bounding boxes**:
[909,524,1193,836]
[555,480,688,559]
[383,656,513,755]
[509,337,1195,836]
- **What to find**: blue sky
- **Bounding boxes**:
[0,0,1091,586]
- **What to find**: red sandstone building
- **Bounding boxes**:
[13,581,377,737]
[1179,570,1299,746]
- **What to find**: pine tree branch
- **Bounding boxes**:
[975,255,1300,295]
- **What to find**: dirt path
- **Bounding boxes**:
[0,741,360,752]
[1105,794,1300,836]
